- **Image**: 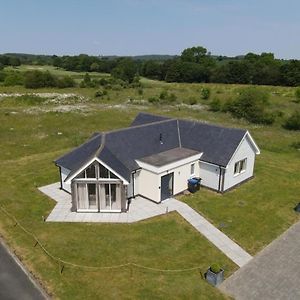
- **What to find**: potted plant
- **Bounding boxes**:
[205,263,224,286]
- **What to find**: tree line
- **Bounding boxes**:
[1,46,300,86]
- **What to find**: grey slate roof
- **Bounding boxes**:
[55,112,249,182]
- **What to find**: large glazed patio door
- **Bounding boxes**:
[77,183,98,210]
[99,183,122,211]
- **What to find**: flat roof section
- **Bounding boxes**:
[139,147,200,167]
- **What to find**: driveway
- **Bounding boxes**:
[219,221,300,300]
[0,240,47,300]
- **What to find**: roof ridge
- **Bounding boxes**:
[177,119,182,148]
[54,132,102,164]
[94,132,106,157]
[104,118,176,135]
[179,118,246,132]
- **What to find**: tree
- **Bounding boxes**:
[228,87,274,124]
[181,46,208,63]
[283,112,300,130]
[111,58,137,83]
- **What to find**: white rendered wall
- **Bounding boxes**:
[199,161,220,191]
[223,136,256,191]
[136,169,160,202]
[137,160,200,202]
[61,167,71,193]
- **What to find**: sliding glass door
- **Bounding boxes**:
[77,183,98,210]
[99,183,121,211]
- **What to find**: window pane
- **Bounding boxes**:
[240,159,247,172]
[110,172,118,179]
[88,184,97,209]
[86,164,96,178]
[111,184,116,203]
[234,162,239,174]
[191,164,195,175]
[100,165,109,178]
[77,171,85,178]
[77,183,87,209]
[105,184,110,208]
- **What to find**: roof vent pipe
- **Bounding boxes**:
[160,133,163,145]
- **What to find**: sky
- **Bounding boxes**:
[0,0,300,59]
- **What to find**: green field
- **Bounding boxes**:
[0,66,299,299]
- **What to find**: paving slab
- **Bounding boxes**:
[219,221,300,300]
[39,183,252,267]
[160,199,252,267]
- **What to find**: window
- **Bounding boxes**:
[234,158,247,175]
[100,165,109,178]
[87,184,97,209]
[190,163,195,175]
[86,164,96,178]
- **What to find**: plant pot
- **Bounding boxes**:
[205,267,224,286]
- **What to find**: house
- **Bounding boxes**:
[54,113,260,213]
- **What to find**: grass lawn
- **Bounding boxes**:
[0,106,236,299]
[0,71,299,298]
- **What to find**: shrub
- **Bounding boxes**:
[94,89,107,98]
[283,112,300,130]
[210,263,221,273]
[201,87,211,100]
[99,78,109,86]
[56,76,75,88]
[24,70,56,88]
[209,98,221,112]
[3,71,24,86]
[227,87,275,124]
[291,141,300,149]
[159,90,168,100]
[148,96,159,103]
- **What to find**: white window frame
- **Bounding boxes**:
[234,158,247,176]
[190,163,195,176]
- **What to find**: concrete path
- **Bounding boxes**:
[162,199,252,267]
[219,221,300,300]
[0,239,47,300]
[39,183,252,267]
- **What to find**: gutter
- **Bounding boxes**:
[218,165,226,193]
[130,168,141,199]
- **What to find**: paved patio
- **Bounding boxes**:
[39,182,252,267]
[219,221,300,299]
[39,182,173,223]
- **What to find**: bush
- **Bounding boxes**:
[295,88,300,102]
[227,87,275,124]
[201,87,211,100]
[159,90,168,100]
[24,70,56,88]
[283,112,300,130]
[94,89,107,98]
[158,90,177,104]
[291,141,300,149]
[148,96,159,103]
[56,76,75,88]
[3,71,24,86]
[209,98,221,111]
[137,88,143,95]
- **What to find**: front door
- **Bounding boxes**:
[160,173,173,201]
